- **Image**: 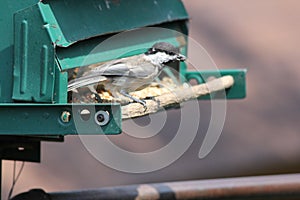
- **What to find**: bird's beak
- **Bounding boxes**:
[177,54,186,61]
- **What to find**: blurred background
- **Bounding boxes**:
[3,0,300,198]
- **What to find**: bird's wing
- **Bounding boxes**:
[127,62,157,78]
[90,56,156,78]
[67,74,107,91]
[68,55,157,91]
[91,61,131,77]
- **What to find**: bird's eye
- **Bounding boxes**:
[146,48,156,55]
[149,48,156,53]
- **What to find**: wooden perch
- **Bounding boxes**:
[122,75,234,119]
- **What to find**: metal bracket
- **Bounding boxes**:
[0,103,122,136]
[184,69,247,99]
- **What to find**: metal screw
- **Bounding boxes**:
[61,111,71,123]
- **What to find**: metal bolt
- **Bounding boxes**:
[94,111,110,126]
[61,111,71,123]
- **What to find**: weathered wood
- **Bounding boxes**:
[122,75,234,119]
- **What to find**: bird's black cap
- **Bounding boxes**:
[146,42,180,55]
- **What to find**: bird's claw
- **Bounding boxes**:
[120,90,147,112]
[138,99,147,111]
[132,98,147,111]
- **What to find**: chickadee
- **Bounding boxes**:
[68,42,186,108]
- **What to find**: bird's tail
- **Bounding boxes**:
[68,74,107,92]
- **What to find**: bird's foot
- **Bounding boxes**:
[120,90,147,111]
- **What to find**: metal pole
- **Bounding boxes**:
[11,174,300,200]
[48,174,300,200]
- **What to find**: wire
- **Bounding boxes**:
[7,161,25,200]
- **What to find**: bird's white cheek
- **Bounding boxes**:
[144,52,175,65]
